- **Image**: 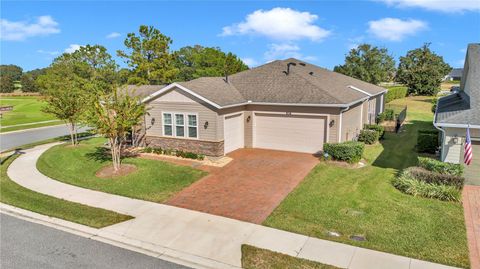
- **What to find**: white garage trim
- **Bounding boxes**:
[252,111,328,153]
[223,112,245,155]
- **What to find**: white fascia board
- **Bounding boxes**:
[348,85,372,97]
[434,123,480,129]
[220,101,350,109]
[141,83,222,109]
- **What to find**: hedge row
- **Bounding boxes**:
[418,157,463,176]
[323,141,364,163]
[385,86,408,103]
[417,129,439,154]
[376,108,395,123]
[365,124,385,139]
[142,147,205,160]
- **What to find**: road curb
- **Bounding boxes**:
[0,203,239,269]
[0,123,66,134]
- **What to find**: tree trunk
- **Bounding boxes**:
[68,121,76,146]
[109,136,121,172]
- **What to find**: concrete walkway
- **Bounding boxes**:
[7,143,460,269]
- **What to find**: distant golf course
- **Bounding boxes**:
[0,96,62,133]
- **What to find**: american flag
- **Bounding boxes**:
[464,126,473,165]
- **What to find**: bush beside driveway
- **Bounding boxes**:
[264,96,469,268]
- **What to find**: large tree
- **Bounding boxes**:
[174,45,248,81]
[334,44,395,85]
[396,43,451,96]
[117,25,178,85]
[0,65,23,93]
[37,62,89,145]
[21,68,48,92]
[85,86,146,172]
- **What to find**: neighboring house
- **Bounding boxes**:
[135,58,386,156]
[434,44,480,182]
[443,68,463,81]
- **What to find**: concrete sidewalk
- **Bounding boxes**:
[6,143,460,269]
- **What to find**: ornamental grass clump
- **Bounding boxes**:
[418,157,463,176]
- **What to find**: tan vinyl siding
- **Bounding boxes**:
[442,127,480,163]
[341,102,363,142]
[145,88,219,142]
[244,111,253,147]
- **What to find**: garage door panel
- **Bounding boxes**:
[224,113,244,154]
[254,113,326,153]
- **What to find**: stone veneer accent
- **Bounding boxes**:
[145,136,224,157]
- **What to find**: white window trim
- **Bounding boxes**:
[162,111,199,139]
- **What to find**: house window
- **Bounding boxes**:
[175,114,185,137]
[188,115,197,138]
[163,113,173,136]
[163,112,198,139]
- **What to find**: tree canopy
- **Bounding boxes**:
[117,25,178,85]
[396,43,451,96]
[21,68,48,92]
[334,44,395,85]
[0,65,23,93]
[173,45,248,81]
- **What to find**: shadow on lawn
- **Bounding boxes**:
[85,147,111,162]
[371,120,432,171]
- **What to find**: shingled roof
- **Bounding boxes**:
[435,44,480,127]
[142,58,387,108]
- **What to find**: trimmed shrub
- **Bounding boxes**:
[376,112,386,124]
[403,167,464,188]
[384,109,395,121]
[417,130,439,154]
[392,174,461,202]
[418,157,463,176]
[358,129,379,145]
[323,141,365,163]
[385,86,408,103]
[365,124,385,139]
[142,147,204,160]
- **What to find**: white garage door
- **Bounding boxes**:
[254,113,326,153]
[224,113,244,154]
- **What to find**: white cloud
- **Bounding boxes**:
[242,58,259,67]
[0,15,60,41]
[37,49,59,56]
[106,32,121,39]
[221,7,331,41]
[64,44,83,53]
[368,18,427,41]
[378,0,480,12]
[264,43,317,62]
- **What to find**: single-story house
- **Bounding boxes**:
[135,58,387,156]
[434,43,480,183]
[443,68,463,81]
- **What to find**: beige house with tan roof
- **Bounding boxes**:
[136,58,387,156]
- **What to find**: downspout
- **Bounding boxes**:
[433,98,446,161]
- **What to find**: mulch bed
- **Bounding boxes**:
[95,164,137,178]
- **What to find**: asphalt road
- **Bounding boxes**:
[0,214,191,269]
[0,125,89,152]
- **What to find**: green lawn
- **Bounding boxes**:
[264,96,469,268]
[37,138,208,203]
[241,245,339,269]
[1,153,132,228]
[0,96,61,132]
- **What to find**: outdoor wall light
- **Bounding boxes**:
[150,118,155,126]
[329,120,335,127]
[246,116,251,122]
[452,136,459,144]
[204,121,209,129]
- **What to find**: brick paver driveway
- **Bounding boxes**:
[463,185,480,269]
[166,149,319,224]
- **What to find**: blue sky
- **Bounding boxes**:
[1,0,479,71]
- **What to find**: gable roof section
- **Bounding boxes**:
[435,43,480,127]
[142,58,387,108]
